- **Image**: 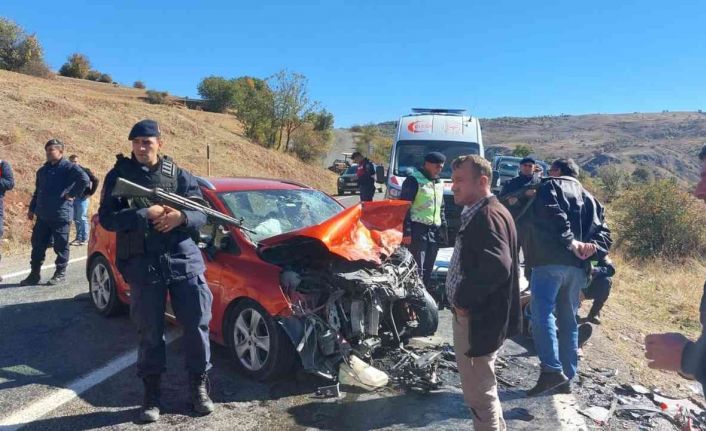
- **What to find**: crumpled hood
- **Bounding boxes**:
[258,200,410,266]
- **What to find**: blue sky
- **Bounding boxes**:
[3,0,706,127]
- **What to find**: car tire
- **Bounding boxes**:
[88,255,125,317]
[410,287,439,336]
[337,188,343,196]
[226,299,296,381]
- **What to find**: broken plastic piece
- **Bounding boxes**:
[339,355,389,390]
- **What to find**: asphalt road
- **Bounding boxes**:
[0,196,588,430]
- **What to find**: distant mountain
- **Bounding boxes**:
[349,112,706,183]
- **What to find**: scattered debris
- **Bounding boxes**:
[314,383,341,399]
[579,405,611,424]
[505,407,534,422]
[339,355,389,390]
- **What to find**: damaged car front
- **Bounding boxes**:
[254,200,439,384]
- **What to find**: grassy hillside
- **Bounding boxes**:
[354,112,706,183]
[0,70,337,249]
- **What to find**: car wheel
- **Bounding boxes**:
[226,299,296,381]
[88,255,125,317]
[337,188,343,196]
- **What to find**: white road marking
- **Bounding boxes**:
[0,329,182,431]
[1,256,88,280]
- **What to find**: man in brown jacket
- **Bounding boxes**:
[446,155,522,431]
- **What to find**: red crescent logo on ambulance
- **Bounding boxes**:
[407,121,432,133]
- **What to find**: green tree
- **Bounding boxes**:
[86,70,101,81]
[354,124,392,163]
[59,53,91,79]
[268,70,319,151]
[98,73,112,83]
[231,76,275,145]
[512,144,533,158]
[197,76,237,113]
[0,18,50,76]
[133,80,146,89]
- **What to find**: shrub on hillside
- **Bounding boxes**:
[59,53,91,79]
[0,18,51,77]
[86,70,101,81]
[598,164,629,201]
[290,124,332,163]
[133,80,146,89]
[145,90,169,105]
[98,73,112,83]
[614,180,706,259]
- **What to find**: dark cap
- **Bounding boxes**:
[520,157,536,165]
[424,151,446,164]
[45,138,64,149]
[128,119,161,140]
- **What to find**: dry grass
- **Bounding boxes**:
[0,70,338,255]
[581,253,706,395]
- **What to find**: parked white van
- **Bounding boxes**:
[385,108,484,245]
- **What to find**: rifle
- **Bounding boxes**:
[112,177,254,232]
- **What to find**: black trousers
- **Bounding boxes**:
[409,239,440,288]
[583,277,612,317]
[130,274,213,377]
[30,218,70,270]
[359,183,375,202]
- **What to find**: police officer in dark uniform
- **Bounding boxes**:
[0,158,15,281]
[352,151,376,201]
[20,139,89,286]
[98,120,214,422]
[499,157,541,199]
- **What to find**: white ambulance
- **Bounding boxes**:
[385,108,484,245]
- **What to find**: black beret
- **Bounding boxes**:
[128,119,161,140]
[520,157,536,164]
[424,151,446,164]
[45,138,64,149]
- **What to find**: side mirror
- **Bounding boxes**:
[198,233,214,249]
[375,165,386,184]
[492,170,500,186]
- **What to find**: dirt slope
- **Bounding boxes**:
[0,70,337,248]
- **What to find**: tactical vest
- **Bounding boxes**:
[410,168,444,226]
[114,154,178,260]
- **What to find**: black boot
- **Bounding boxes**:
[140,375,161,423]
[20,265,42,286]
[189,373,215,415]
[578,322,594,348]
[526,372,568,397]
[47,268,66,285]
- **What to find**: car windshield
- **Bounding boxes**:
[498,160,520,175]
[343,165,358,175]
[393,140,479,179]
[219,189,343,242]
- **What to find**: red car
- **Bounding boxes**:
[87,177,438,381]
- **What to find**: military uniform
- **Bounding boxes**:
[401,167,447,287]
[23,148,89,285]
[99,154,212,377]
[98,119,214,422]
[0,160,15,280]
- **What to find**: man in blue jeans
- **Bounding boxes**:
[68,154,99,245]
[524,159,602,396]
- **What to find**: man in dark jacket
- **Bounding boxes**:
[645,144,706,390]
[447,154,520,431]
[98,120,214,423]
[524,158,598,396]
[400,151,447,287]
[20,139,89,286]
[0,159,15,281]
[68,154,99,245]
[352,151,376,201]
[499,157,540,198]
